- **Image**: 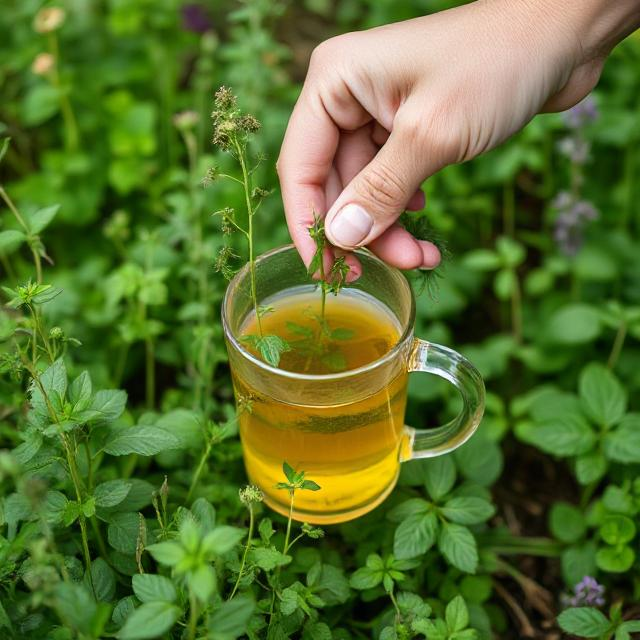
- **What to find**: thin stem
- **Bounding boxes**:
[229,503,255,600]
[607,322,627,370]
[282,490,295,555]
[0,185,30,232]
[145,336,155,409]
[510,271,523,344]
[188,589,198,640]
[388,588,401,620]
[234,138,262,336]
[187,436,213,502]
[48,33,79,151]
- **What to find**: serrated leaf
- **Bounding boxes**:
[549,502,586,543]
[525,415,596,457]
[117,601,181,639]
[440,497,495,525]
[86,558,116,602]
[445,595,469,633]
[424,456,456,501]
[603,414,640,463]
[94,480,132,508]
[557,607,611,637]
[107,512,145,554]
[208,596,255,640]
[438,523,478,573]
[257,334,290,367]
[89,389,127,421]
[132,574,177,603]
[350,566,382,590]
[146,541,185,567]
[69,371,92,411]
[579,362,626,427]
[104,426,180,456]
[249,547,291,571]
[394,512,438,559]
[201,526,246,556]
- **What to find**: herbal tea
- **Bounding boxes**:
[235,288,409,524]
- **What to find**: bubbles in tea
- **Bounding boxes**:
[236,288,408,524]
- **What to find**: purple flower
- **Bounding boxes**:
[557,136,591,165]
[562,96,599,130]
[561,576,606,608]
[181,3,212,33]
[552,191,599,257]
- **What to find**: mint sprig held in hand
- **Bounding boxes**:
[207,87,290,367]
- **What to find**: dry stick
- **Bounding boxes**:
[493,580,536,638]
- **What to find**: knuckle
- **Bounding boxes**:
[354,163,407,210]
[309,34,351,70]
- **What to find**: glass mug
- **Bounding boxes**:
[222,245,485,524]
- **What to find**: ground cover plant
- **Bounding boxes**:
[1,1,640,638]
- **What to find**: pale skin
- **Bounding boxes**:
[277,0,640,275]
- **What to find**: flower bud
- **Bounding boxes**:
[31,53,55,76]
[34,7,66,33]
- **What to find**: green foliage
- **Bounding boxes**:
[1,1,640,638]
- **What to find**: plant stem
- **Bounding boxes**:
[388,588,401,620]
[229,503,254,600]
[0,185,30,231]
[145,336,155,409]
[188,589,198,640]
[510,271,523,343]
[187,434,213,502]
[234,138,262,336]
[607,322,627,370]
[48,32,79,151]
[269,489,296,626]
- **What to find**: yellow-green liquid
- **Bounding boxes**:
[236,289,408,524]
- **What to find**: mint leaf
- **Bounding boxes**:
[330,327,355,341]
[579,362,626,427]
[89,389,127,421]
[445,595,469,633]
[132,574,177,603]
[209,596,255,640]
[146,541,186,567]
[575,451,608,485]
[603,414,640,463]
[440,497,495,525]
[438,522,478,574]
[68,371,92,411]
[117,601,181,639]
[549,502,586,543]
[104,426,180,456]
[249,547,291,571]
[94,480,132,508]
[526,415,596,457]
[424,456,456,501]
[596,546,635,573]
[557,607,612,638]
[394,512,438,560]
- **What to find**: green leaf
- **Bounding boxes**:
[579,362,627,427]
[28,204,60,234]
[286,321,313,337]
[549,502,587,543]
[68,371,92,411]
[308,564,350,605]
[525,415,596,457]
[249,547,292,570]
[280,585,302,616]
[454,434,503,487]
[117,601,181,639]
[424,456,456,501]
[495,236,525,268]
[208,596,255,640]
[596,546,635,573]
[493,268,516,301]
[445,595,469,633]
[575,451,608,485]
[283,461,296,483]
[94,480,132,508]
[31,358,67,417]
[460,575,492,604]
[189,564,216,601]
[146,541,186,567]
[257,334,290,367]
[301,479,321,491]
[132,574,177,603]
[107,513,145,554]
[387,498,431,522]
[546,303,601,345]
[89,389,128,421]
[54,582,96,635]
[438,523,478,574]
[104,426,180,456]
[463,250,501,271]
[603,414,640,463]
[440,497,495,525]
[330,327,355,340]
[258,518,274,543]
[557,607,612,638]
[394,512,438,559]
[113,597,137,628]
[201,526,246,556]
[86,558,116,603]
[561,542,597,587]
[600,515,636,545]
[350,566,382,590]
[0,230,26,255]
[191,498,216,531]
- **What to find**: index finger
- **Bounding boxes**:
[277,89,339,266]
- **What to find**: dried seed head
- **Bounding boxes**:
[34,7,66,33]
[213,86,236,112]
[238,114,260,134]
[239,485,264,505]
[31,53,55,76]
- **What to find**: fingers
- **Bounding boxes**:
[323,109,444,251]
[368,224,441,270]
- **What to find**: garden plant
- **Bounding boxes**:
[1,1,640,638]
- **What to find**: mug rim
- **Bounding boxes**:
[221,244,416,381]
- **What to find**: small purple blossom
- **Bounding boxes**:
[561,576,606,608]
[557,136,591,165]
[552,191,599,257]
[562,95,599,130]
[181,3,212,34]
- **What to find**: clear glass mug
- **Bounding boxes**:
[222,246,485,524]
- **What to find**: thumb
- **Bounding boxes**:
[324,116,444,250]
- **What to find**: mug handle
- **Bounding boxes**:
[401,338,485,460]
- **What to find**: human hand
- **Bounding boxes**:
[277,0,640,273]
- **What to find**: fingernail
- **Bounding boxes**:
[328,204,373,247]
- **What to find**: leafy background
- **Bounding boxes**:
[1,0,640,639]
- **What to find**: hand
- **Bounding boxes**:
[277,0,640,272]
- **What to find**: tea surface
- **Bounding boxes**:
[236,288,409,524]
